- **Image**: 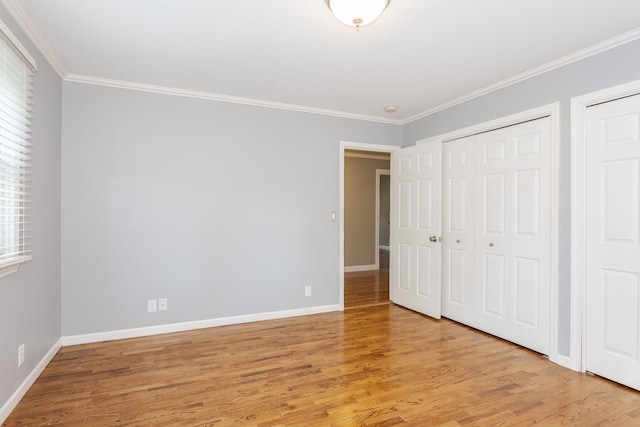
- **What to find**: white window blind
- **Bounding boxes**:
[0,27,34,267]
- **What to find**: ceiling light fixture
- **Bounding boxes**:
[326,0,390,29]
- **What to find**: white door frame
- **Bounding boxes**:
[375,168,391,267]
[340,141,399,310]
[417,103,561,363]
[570,78,640,372]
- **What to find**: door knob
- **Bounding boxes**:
[429,236,438,242]
[489,242,494,247]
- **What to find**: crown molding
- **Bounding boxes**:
[402,27,640,125]
[3,0,639,126]
[2,0,67,78]
[64,73,403,125]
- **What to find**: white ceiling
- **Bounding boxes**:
[7,0,640,123]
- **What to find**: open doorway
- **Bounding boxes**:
[340,144,394,309]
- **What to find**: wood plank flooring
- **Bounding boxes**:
[344,249,389,309]
[4,304,640,426]
[344,269,389,309]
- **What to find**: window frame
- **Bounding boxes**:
[0,18,36,279]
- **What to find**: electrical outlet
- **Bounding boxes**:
[147,299,157,312]
[18,344,25,367]
[305,286,312,297]
[158,298,168,311]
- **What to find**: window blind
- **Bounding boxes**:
[0,29,33,265]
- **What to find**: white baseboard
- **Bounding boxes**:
[0,338,63,424]
[379,245,390,251]
[344,264,377,273]
[550,352,581,372]
[62,304,341,346]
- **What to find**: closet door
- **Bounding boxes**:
[474,117,551,355]
[585,94,640,390]
[442,136,475,326]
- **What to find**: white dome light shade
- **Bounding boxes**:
[326,0,390,28]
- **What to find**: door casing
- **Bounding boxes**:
[571,78,640,373]
[339,141,398,310]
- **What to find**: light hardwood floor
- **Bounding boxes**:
[344,249,389,309]
[4,303,640,426]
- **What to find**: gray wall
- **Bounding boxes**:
[403,38,640,357]
[0,5,62,412]
[61,82,402,336]
[344,157,390,267]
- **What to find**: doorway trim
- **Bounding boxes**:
[340,141,398,310]
[570,78,640,372]
[375,169,391,269]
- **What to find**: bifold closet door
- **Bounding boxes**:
[442,136,475,326]
[585,94,640,391]
[473,117,551,355]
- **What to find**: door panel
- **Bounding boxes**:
[417,245,433,297]
[442,136,475,325]
[483,253,506,317]
[391,140,442,318]
[418,179,433,229]
[514,256,539,327]
[515,169,540,237]
[484,173,505,235]
[586,93,640,390]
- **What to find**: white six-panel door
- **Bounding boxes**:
[585,94,640,390]
[474,118,551,355]
[442,135,475,326]
[390,140,442,318]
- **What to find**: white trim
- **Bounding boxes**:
[553,354,578,372]
[0,14,36,71]
[414,103,561,365]
[345,151,391,160]
[344,264,378,273]
[548,103,562,368]
[570,78,640,373]
[64,25,640,127]
[62,304,340,346]
[0,338,62,424]
[1,0,66,76]
[402,28,640,125]
[64,74,402,125]
[340,141,398,310]
[0,255,31,279]
[3,0,640,124]
[417,103,561,145]
[375,169,390,270]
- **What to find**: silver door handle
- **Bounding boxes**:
[489,242,494,247]
[430,236,438,242]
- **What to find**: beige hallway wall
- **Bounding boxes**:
[345,154,390,267]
